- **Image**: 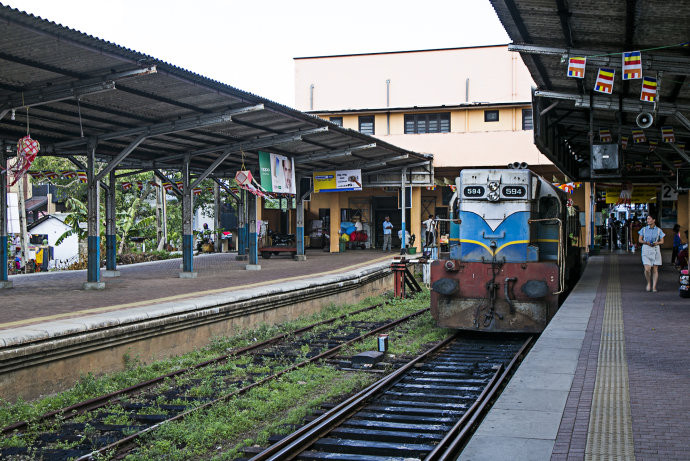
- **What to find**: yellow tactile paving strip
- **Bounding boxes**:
[585,256,636,460]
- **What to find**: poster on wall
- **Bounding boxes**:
[603,186,657,204]
[313,169,362,193]
[259,151,296,194]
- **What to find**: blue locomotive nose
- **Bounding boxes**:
[453,211,537,263]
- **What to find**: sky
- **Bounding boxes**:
[2,0,510,107]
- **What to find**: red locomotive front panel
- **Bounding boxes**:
[430,259,560,333]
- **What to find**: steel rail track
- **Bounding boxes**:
[72,307,430,460]
[250,334,533,461]
[1,302,386,436]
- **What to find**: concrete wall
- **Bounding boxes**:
[295,45,534,111]
[0,269,393,402]
[29,216,78,263]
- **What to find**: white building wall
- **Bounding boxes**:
[30,216,79,264]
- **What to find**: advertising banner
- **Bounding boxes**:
[604,186,657,204]
[258,151,296,194]
[313,169,362,193]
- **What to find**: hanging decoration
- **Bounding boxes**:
[29,171,45,180]
[122,182,133,191]
[599,129,612,142]
[192,187,202,196]
[9,135,40,186]
[632,129,646,143]
[617,183,633,205]
[553,182,583,194]
[677,142,686,154]
[44,171,59,180]
[641,76,657,102]
[652,161,662,171]
[661,126,675,143]
[620,136,629,150]
[77,171,87,183]
[594,68,615,94]
[622,51,642,80]
[567,56,586,78]
[60,170,78,180]
[162,182,172,191]
[649,139,658,152]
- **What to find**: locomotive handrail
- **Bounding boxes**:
[528,217,565,295]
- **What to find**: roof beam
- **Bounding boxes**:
[96,135,147,181]
[555,0,574,47]
[294,143,375,165]
[360,154,410,171]
[212,178,240,202]
[156,126,329,165]
[510,44,690,74]
[53,104,264,149]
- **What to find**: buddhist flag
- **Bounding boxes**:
[641,76,657,102]
[594,68,615,94]
[61,170,77,179]
[632,129,646,143]
[649,139,658,152]
[622,51,642,80]
[175,181,184,190]
[44,171,59,180]
[77,170,87,183]
[620,136,629,150]
[162,182,173,191]
[661,126,675,143]
[599,129,612,143]
[135,181,144,190]
[567,56,586,78]
[148,180,160,188]
[192,187,202,196]
[122,182,132,191]
[677,142,686,154]
[29,171,45,180]
[652,161,662,171]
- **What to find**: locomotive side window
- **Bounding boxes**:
[538,196,560,218]
[463,186,485,198]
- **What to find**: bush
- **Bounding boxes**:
[117,251,177,265]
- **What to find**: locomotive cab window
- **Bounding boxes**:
[538,196,560,218]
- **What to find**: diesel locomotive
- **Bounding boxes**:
[430,165,581,333]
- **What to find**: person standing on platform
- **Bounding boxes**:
[422,214,436,248]
[639,215,665,292]
[671,224,682,267]
[382,216,393,252]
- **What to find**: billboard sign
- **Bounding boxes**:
[259,151,296,194]
[313,169,362,193]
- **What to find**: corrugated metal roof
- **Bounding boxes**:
[0,4,431,182]
[490,0,690,182]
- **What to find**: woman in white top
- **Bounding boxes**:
[638,215,665,292]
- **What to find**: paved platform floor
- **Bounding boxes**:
[462,252,689,461]
[0,250,392,330]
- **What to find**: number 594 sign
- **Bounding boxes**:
[662,184,678,201]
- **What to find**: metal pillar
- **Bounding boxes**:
[0,145,11,288]
[236,189,247,260]
[213,183,221,252]
[246,193,260,270]
[180,154,197,278]
[400,168,407,251]
[84,140,104,290]
[103,170,119,277]
[295,179,307,261]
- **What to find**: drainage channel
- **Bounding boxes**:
[249,333,533,461]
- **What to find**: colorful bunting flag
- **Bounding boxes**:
[44,171,59,180]
[60,170,77,180]
[677,142,686,154]
[175,181,184,190]
[77,170,87,183]
[567,56,586,78]
[599,129,612,143]
[148,180,160,187]
[641,76,657,102]
[135,181,144,190]
[425,185,437,191]
[122,182,132,191]
[632,129,646,143]
[29,171,45,180]
[162,182,173,191]
[622,51,642,80]
[649,139,658,152]
[661,126,675,143]
[620,136,629,150]
[192,187,202,196]
[652,161,662,171]
[594,68,615,94]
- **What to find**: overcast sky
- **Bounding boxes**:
[3,0,510,107]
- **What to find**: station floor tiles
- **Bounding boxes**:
[0,249,393,330]
[462,252,689,461]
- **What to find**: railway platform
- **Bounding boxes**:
[0,250,394,400]
[461,251,689,460]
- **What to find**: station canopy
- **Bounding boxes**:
[0,5,432,189]
[490,0,690,186]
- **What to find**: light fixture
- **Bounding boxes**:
[488,181,499,191]
[488,191,500,201]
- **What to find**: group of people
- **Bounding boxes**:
[380,215,437,252]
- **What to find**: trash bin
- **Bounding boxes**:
[339,241,346,252]
[407,247,417,255]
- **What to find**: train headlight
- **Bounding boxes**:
[488,181,499,191]
[488,191,500,201]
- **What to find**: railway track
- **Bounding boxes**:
[248,333,533,460]
[0,302,429,460]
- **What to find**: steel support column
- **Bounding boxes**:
[237,189,247,260]
[84,140,104,290]
[295,179,307,261]
[103,170,119,277]
[0,144,11,288]
[400,168,407,251]
[180,154,197,278]
[246,193,260,270]
[214,183,221,253]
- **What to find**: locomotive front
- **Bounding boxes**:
[430,167,564,333]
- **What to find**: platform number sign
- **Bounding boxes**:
[662,184,678,201]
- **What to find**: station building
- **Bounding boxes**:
[291,45,567,252]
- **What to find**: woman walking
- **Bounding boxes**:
[638,215,665,292]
